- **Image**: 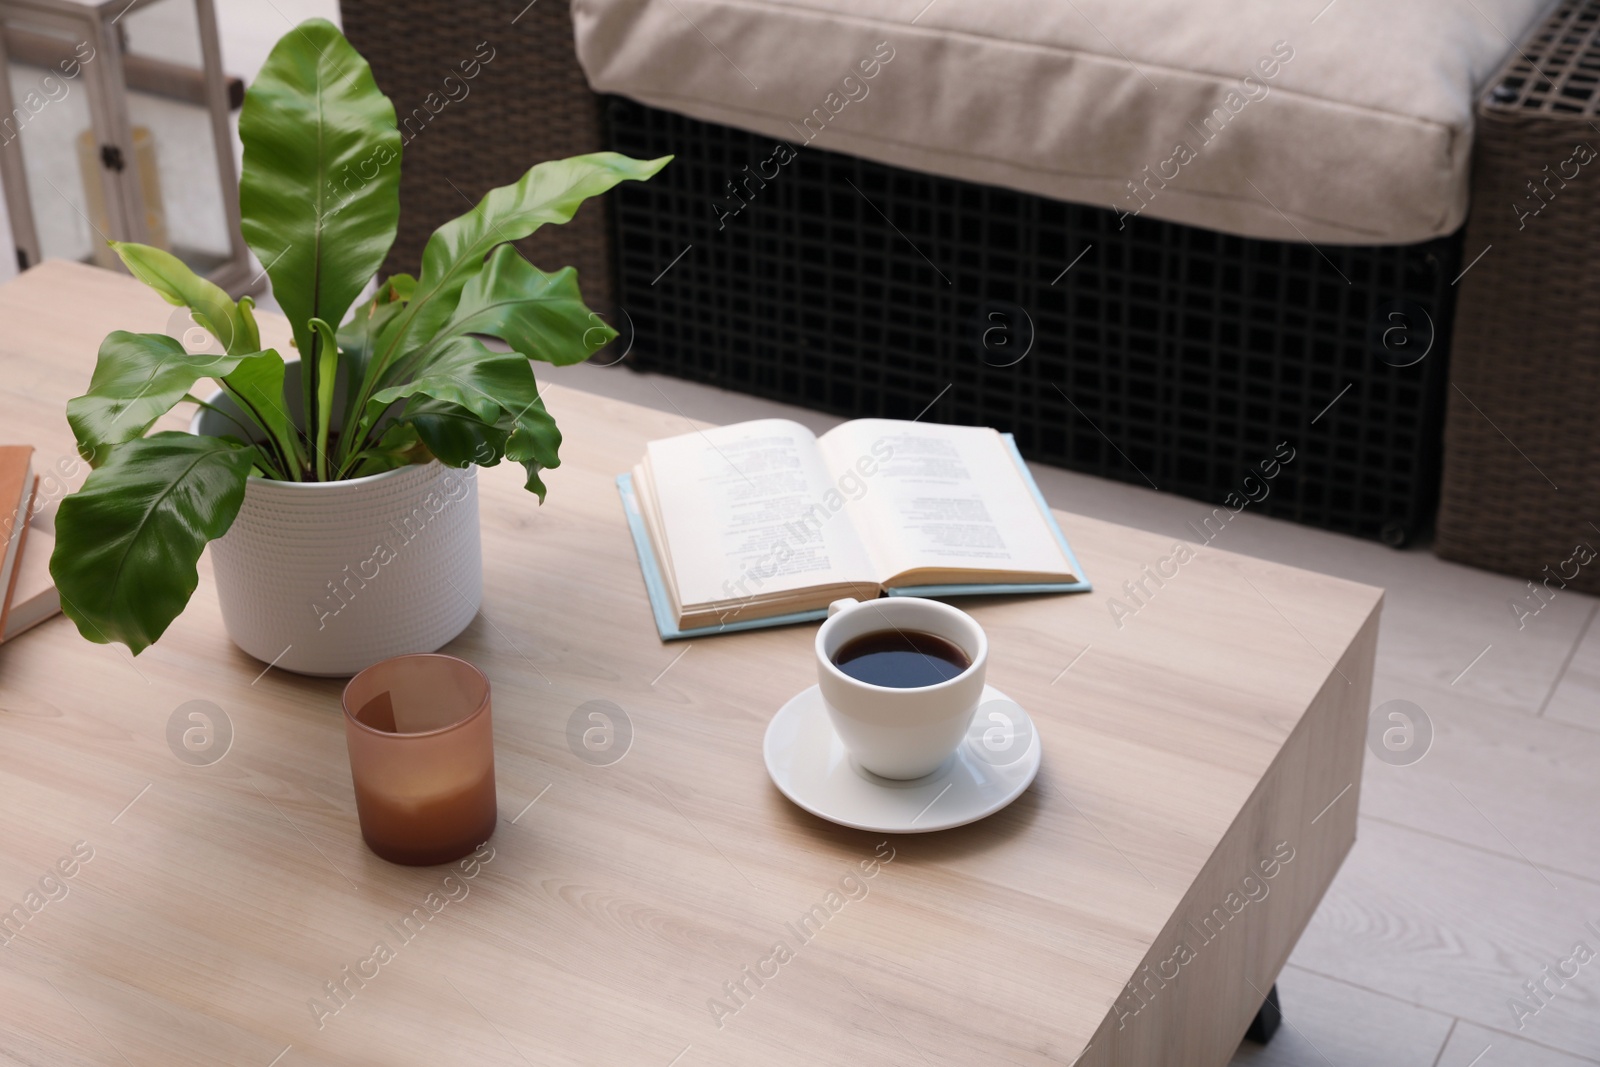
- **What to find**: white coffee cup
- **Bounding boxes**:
[816,596,989,779]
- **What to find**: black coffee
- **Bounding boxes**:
[832,629,971,688]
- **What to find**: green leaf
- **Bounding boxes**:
[338,275,414,363]
[67,332,271,467]
[215,347,303,479]
[336,276,412,434]
[417,244,608,370]
[368,152,670,383]
[404,382,556,498]
[110,241,260,354]
[371,336,558,496]
[365,336,532,428]
[412,348,559,498]
[239,17,401,421]
[347,420,425,478]
[50,433,259,654]
[382,274,416,303]
[501,389,561,500]
[407,398,508,470]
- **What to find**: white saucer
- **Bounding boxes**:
[763,684,1042,833]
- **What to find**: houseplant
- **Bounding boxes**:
[49,19,667,673]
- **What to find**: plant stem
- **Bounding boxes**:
[232,381,309,480]
[339,446,401,479]
[309,318,340,481]
[302,338,319,470]
[214,384,300,481]
[185,394,290,480]
[335,445,370,479]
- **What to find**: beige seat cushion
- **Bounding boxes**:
[573,0,1555,245]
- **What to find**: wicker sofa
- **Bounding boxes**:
[341,0,1596,578]
[1434,1,1600,594]
[340,0,613,310]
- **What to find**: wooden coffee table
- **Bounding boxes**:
[0,262,1381,1067]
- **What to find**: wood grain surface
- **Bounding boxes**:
[0,261,1382,1067]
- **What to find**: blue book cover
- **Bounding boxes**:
[617,433,1091,641]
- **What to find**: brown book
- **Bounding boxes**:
[2,477,61,643]
[1,475,34,633]
[0,446,34,632]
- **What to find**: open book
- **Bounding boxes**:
[617,418,1090,639]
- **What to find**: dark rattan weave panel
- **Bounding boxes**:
[339,0,612,308]
[1436,0,1600,591]
[608,99,1460,545]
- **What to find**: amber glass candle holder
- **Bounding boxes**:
[341,654,497,866]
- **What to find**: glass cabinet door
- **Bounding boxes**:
[115,0,235,277]
[0,10,114,271]
[0,0,247,289]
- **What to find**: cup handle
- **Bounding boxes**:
[827,597,860,618]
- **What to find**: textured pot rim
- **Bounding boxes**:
[188,385,438,490]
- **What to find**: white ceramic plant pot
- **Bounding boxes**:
[190,370,481,677]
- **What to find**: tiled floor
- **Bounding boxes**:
[543,359,1600,1067]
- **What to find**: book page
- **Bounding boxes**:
[644,419,876,609]
[816,420,1075,584]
